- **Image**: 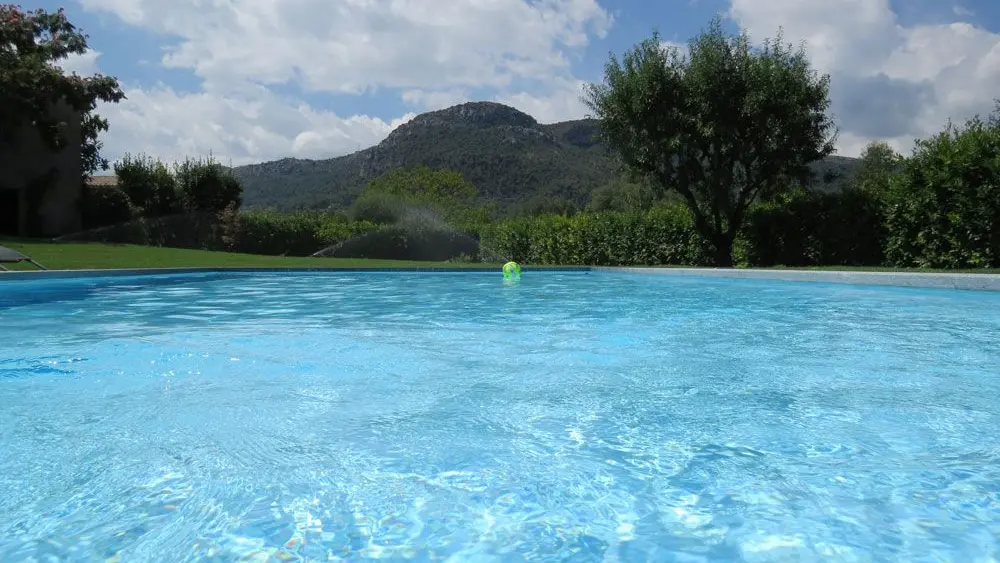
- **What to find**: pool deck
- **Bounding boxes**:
[3,266,1000,292]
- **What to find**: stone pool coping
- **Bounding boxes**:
[2,266,1000,292]
[597,267,1000,292]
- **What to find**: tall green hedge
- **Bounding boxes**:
[742,188,885,267]
[884,116,1000,268]
[227,210,378,256]
[480,204,711,265]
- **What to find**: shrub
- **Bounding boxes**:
[884,113,1000,268]
[326,224,480,261]
[508,196,581,217]
[175,157,243,212]
[61,212,221,248]
[229,210,377,256]
[587,180,657,212]
[480,203,710,265]
[741,188,885,267]
[81,185,134,229]
[114,153,181,217]
[350,191,407,224]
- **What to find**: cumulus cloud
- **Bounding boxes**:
[729,0,1000,156]
[74,0,611,164]
[55,49,102,75]
[96,80,415,166]
[495,78,592,123]
[70,0,1000,165]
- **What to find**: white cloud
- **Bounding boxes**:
[494,77,591,123]
[728,0,1000,156]
[954,5,974,17]
[74,0,1000,165]
[401,89,472,112]
[55,49,102,75]
[74,0,611,91]
[98,79,415,166]
[75,0,611,164]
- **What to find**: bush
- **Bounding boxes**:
[81,185,134,229]
[508,196,581,217]
[114,153,181,217]
[175,157,243,212]
[741,188,885,267]
[349,191,408,224]
[326,224,480,261]
[480,203,711,265]
[61,212,222,248]
[228,210,377,256]
[884,113,1000,268]
[587,180,658,212]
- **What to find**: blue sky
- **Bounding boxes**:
[27,0,1000,165]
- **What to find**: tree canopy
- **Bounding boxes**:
[351,165,491,226]
[584,17,836,265]
[0,5,124,177]
[884,106,1000,268]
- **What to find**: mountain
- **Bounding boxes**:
[233,101,860,211]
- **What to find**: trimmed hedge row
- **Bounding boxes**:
[223,210,378,256]
[479,189,886,267]
[479,204,712,265]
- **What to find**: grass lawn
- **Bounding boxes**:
[4,239,999,274]
[0,240,498,271]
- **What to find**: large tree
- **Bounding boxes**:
[1,5,125,178]
[584,17,836,266]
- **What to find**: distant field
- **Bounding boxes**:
[0,240,494,271]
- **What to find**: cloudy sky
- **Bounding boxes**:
[34,0,1000,166]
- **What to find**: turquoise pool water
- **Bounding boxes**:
[1,271,999,561]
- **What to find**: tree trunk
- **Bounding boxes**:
[712,233,734,267]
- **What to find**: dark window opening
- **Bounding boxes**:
[0,189,21,237]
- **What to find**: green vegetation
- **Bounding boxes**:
[7,11,999,273]
[82,153,243,231]
[0,5,124,178]
[884,110,1000,268]
[231,106,860,213]
[584,17,836,266]
[0,240,490,270]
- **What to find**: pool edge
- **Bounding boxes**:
[599,267,1000,292]
[3,266,1000,292]
[0,266,590,280]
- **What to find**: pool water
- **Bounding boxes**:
[1,271,1000,561]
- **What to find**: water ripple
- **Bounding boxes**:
[2,272,1000,561]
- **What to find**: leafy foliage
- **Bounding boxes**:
[227,210,376,256]
[508,195,581,217]
[326,225,480,261]
[112,153,244,219]
[81,185,133,229]
[587,179,659,212]
[741,188,885,267]
[175,156,243,212]
[480,204,711,266]
[0,5,125,177]
[583,17,836,265]
[114,153,181,216]
[350,165,493,227]
[852,141,903,199]
[884,109,1000,268]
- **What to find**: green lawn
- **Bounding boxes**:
[4,239,999,273]
[1,240,497,271]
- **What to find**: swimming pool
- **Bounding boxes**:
[1,270,999,561]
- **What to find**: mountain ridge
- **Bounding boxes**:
[233,101,860,211]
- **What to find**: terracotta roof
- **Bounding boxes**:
[87,175,118,187]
